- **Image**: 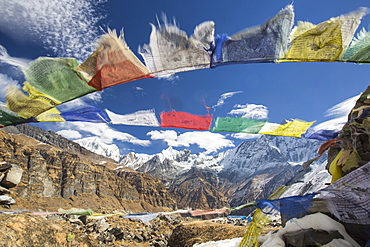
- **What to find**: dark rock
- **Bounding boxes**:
[154,240,167,247]
[134,233,144,242]
[108,227,125,240]
[0,163,11,172]
[0,185,11,194]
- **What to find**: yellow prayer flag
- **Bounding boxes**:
[329,149,343,183]
[23,81,61,106]
[5,85,55,119]
[280,8,367,62]
[259,119,315,138]
[282,19,343,62]
[36,107,65,122]
[238,209,269,247]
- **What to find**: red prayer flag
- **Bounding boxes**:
[160,111,213,130]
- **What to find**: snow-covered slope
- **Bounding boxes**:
[74,137,121,162]
[218,135,323,182]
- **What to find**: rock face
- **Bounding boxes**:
[169,167,229,209]
[0,125,176,212]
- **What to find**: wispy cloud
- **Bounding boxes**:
[147,130,235,154]
[324,94,360,118]
[312,94,360,132]
[0,0,106,60]
[212,91,242,109]
[0,45,30,68]
[228,103,268,120]
[53,122,151,146]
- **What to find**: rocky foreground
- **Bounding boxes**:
[0,212,261,247]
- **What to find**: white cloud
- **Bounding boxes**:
[53,122,151,146]
[228,103,268,120]
[147,130,235,154]
[56,129,82,139]
[0,45,30,68]
[135,87,144,91]
[212,91,242,109]
[0,0,106,60]
[231,133,261,140]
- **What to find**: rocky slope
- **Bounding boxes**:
[1,124,176,212]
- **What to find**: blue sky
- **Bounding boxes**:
[0,0,370,155]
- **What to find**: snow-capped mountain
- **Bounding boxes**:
[75,133,330,210]
[117,146,229,179]
[74,137,121,162]
[218,135,325,182]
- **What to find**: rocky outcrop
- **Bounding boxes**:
[169,167,229,209]
[168,221,247,247]
[0,127,176,212]
[3,124,110,162]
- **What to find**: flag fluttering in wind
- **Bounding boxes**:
[23,57,96,103]
[139,20,215,77]
[212,117,267,133]
[106,109,160,126]
[260,119,315,137]
[281,7,368,62]
[78,29,151,91]
[160,111,213,130]
[212,5,294,66]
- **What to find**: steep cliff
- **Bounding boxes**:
[169,167,229,209]
[0,125,176,212]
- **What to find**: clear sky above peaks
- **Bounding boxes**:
[0,0,369,155]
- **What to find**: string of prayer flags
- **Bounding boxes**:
[79,29,151,91]
[190,207,229,217]
[229,201,257,212]
[160,111,213,130]
[106,109,160,126]
[212,117,267,133]
[213,5,294,66]
[281,8,367,62]
[139,20,214,77]
[23,57,96,103]
[259,119,315,137]
[343,28,370,63]
[121,213,159,223]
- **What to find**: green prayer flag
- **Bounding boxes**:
[0,106,29,127]
[24,57,96,103]
[212,117,267,133]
